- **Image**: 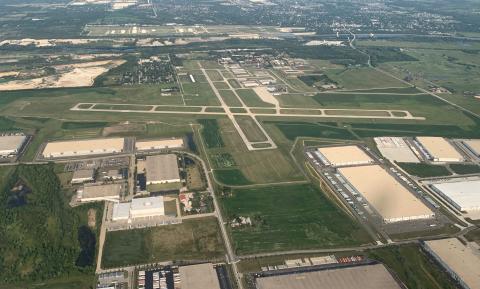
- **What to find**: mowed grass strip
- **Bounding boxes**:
[198,119,224,148]
[214,169,251,186]
[396,162,451,178]
[235,115,268,142]
[102,217,224,268]
[221,184,372,254]
[271,121,356,140]
[237,89,274,107]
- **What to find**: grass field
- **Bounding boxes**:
[198,119,224,148]
[214,169,251,186]
[396,163,451,178]
[449,163,480,175]
[271,121,357,141]
[367,244,458,289]
[219,90,243,107]
[237,89,274,107]
[102,217,224,268]
[221,184,372,254]
[324,67,409,90]
[235,116,267,142]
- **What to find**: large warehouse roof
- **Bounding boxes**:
[43,138,125,158]
[79,183,122,202]
[130,196,165,218]
[424,238,480,289]
[338,165,433,223]
[136,138,184,151]
[431,179,480,212]
[255,264,402,289]
[374,137,419,163]
[0,135,27,156]
[317,145,374,167]
[146,154,180,184]
[462,139,480,157]
[179,263,221,289]
[416,137,463,162]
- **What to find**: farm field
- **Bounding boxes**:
[102,217,224,268]
[221,184,372,254]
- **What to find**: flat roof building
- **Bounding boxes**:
[374,137,420,163]
[136,138,184,151]
[179,263,221,289]
[317,145,374,167]
[71,169,95,184]
[338,165,434,223]
[111,202,130,221]
[146,154,180,184]
[0,134,27,157]
[430,179,480,212]
[77,183,123,203]
[42,138,125,158]
[130,196,165,218]
[416,137,463,162]
[424,238,480,289]
[255,264,402,289]
[462,139,480,158]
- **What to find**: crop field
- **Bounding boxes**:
[221,184,372,254]
[102,217,224,268]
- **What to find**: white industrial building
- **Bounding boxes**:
[0,134,27,157]
[135,138,184,151]
[146,154,181,184]
[42,137,125,158]
[430,179,480,212]
[415,137,464,162]
[374,137,420,163]
[77,183,123,203]
[316,145,374,167]
[71,169,95,184]
[179,263,221,289]
[462,139,480,158]
[111,196,165,221]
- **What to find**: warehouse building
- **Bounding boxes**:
[338,165,434,223]
[255,264,402,289]
[146,154,181,184]
[430,179,480,212]
[0,134,27,157]
[111,196,165,221]
[77,183,123,203]
[316,145,374,167]
[179,263,221,289]
[136,138,184,151]
[415,137,464,162]
[71,169,95,184]
[462,139,480,158]
[374,137,420,163]
[42,138,125,158]
[424,238,480,289]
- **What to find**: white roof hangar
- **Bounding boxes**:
[338,165,434,223]
[415,137,464,162]
[42,137,125,158]
[0,134,27,157]
[374,137,420,163]
[430,179,480,212]
[145,154,181,184]
[316,145,374,167]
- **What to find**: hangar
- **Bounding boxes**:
[135,138,184,151]
[42,138,125,158]
[374,137,420,163]
[0,134,27,157]
[316,145,374,167]
[255,264,402,289]
[415,137,463,162]
[145,154,181,184]
[424,238,480,289]
[430,179,480,212]
[462,139,480,158]
[77,183,123,203]
[179,263,221,289]
[338,165,434,223]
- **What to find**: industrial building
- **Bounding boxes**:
[112,196,165,221]
[179,263,221,289]
[316,145,374,167]
[145,154,181,184]
[424,238,480,289]
[338,165,434,223]
[430,179,480,212]
[71,169,95,184]
[0,134,27,157]
[136,138,184,151]
[42,137,125,158]
[462,139,480,158]
[77,183,123,203]
[374,137,420,163]
[255,264,402,289]
[415,137,464,162]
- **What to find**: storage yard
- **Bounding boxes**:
[415,137,464,162]
[423,238,480,289]
[430,178,480,212]
[255,263,403,289]
[338,165,434,223]
[316,145,375,167]
[374,137,420,163]
[42,137,126,158]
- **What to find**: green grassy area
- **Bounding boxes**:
[396,162,451,178]
[206,70,224,81]
[367,245,458,289]
[221,184,372,254]
[235,116,267,142]
[449,163,480,175]
[270,121,356,140]
[214,169,251,186]
[237,89,274,107]
[219,90,242,107]
[198,119,224,148]
[102,217,225,268]
[324,67,409,90]
[60,121,109,130]
[214,82,230,90]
